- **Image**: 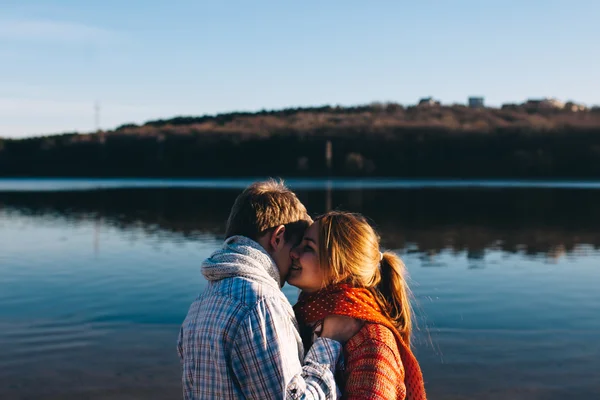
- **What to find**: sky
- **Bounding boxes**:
[1,0,599,138]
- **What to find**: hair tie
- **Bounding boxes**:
[380,251,384,261]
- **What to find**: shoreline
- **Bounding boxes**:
[3,177,600,192]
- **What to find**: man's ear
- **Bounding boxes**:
[269,225,286,251]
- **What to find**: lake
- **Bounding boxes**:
[1,179,599,399]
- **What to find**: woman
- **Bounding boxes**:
[288,211,426,400]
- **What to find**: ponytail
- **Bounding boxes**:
[374,252,413,346]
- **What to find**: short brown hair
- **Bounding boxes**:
[225,179,312,242]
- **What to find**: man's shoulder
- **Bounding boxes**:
[182,277,290,340]
[185,276,286,325]
[204,275,283,306]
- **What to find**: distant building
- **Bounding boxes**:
[468,97,485,108]
[418,97,440,107]
[564,101,588,112]
[524,98,565,110]
[502,98,587,112]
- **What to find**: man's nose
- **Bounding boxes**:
[290,246,299,259]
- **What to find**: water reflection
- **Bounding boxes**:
[2,187,600,258]
[2,185,600,399]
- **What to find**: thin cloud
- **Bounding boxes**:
[0,18,120,44]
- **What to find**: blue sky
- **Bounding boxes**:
[1,0,599,138]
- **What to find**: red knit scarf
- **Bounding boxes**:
[294,284,427,400]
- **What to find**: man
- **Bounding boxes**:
[178,179,360,399]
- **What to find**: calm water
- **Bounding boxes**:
[1,179,600,399]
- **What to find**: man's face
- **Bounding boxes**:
[271,233,304,287]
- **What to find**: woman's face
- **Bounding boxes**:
[287,221,327,293]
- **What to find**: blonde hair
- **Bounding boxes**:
[316,211,414,345]
[225,179,312,242]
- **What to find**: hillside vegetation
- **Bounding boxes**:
[2,104,600,178]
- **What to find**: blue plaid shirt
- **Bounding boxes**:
[178,237,341,399]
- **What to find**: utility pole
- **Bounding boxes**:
[94,101,101,132]
[325,139,332,175]
[325,139,333,211]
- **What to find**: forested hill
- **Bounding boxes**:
[2,103,600,178]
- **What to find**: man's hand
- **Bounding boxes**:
[320,315,364,344]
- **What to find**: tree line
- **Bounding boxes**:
[2,187,599,256]
[1,104,600,178]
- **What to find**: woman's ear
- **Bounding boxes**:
[269,225,286,251]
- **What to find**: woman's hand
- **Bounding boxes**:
[320,315,364,344]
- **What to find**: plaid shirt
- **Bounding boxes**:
[178,271,341,399]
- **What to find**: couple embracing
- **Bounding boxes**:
[178,180,426,399]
